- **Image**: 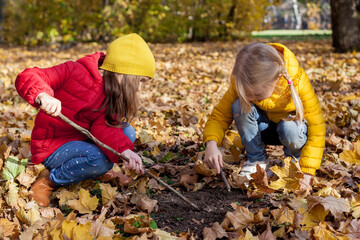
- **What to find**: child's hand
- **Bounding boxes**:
[121,149,145,174]
[299,173,313,191]
[36,92,62,117]
[204,140,223,174]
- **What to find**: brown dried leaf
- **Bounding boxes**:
[203,222,228,240]
[259,221,276,240]
[271,206,295,225]
[225,204,254,230]
[250,165,274,193]
[16,171,36,188]
[307,195,350,221]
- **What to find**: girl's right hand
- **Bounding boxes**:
[36,92,62,117]
[121,149,145,174]
[204,140,223,174]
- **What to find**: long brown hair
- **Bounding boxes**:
[232,43,304,122]
[100,70,143,127]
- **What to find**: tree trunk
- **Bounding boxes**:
[330,0,360,52]
[0,0,4,43]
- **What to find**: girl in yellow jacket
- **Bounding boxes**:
[203,43,325,188]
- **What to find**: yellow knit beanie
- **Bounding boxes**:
[100,33,156,78]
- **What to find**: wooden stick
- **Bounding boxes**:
[220,168,231,192]
[58,113,200,210]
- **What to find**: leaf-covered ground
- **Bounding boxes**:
[0,39,360,239]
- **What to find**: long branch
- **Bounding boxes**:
[58,113,200,210]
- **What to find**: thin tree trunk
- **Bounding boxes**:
[330,0,360,52]
[292,0,302,30]
[0,0,5,43]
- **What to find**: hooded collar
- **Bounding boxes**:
[76,52,105,83]
[267,43,300,80]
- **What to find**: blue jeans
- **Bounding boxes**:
[42,125,136,186]
[231,99,307,163]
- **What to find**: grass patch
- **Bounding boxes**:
[251,29,332,40]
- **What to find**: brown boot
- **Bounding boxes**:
[30,173,57,207]
[99,170,131,185]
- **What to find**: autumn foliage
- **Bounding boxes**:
[0,39,360,239]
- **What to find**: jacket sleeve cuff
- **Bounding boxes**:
[204,136,220,146]
[301,167,316,176]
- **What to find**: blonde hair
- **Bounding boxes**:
[232,43,304,122]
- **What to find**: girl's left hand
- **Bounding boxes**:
[299,173,313,191]
[121,149,145,174]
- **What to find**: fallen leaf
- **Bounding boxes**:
[313,221,346,240]
[16,171,36,188]
[203,222,228,240]
[271,206,295,225]
[56,189,78,206]
[259,221,276,240]
[339,149,360,165]
[307,195,350,221]
[153,228,177,240]
[347,219,360,239]
[62,220,77,239]
[99,183,118,205]
[16,202,41,225]
[1,156,28,180]
[68,188,99,214]
[73,222,94,239]
[139,195,158,214]
[314,187,341,198]
[301,205,328,230]
[5,179,19,207]
[225,203,254,230]
[0,218,19,238]
[250,165,274,193]
[270,157,304,192]
[195,160,217,177]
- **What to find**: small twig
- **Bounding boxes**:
[220,168,231,192]
[58,113,200,210]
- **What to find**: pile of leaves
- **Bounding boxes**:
[0,38,359,239]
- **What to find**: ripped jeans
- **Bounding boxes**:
[42,125,136,186]
[231,99,307,163]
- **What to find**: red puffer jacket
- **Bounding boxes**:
[15,52,133,164]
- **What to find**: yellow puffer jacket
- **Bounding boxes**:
[203,43,325,175]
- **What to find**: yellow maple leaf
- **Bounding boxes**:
[68,188,99,214]
[314,187,341,198]
[313,221,348,240]
[238,229,259,240]
[151,145,161,157]
[99,183,118,205]
[56,189,78,206]
[73,222,94,240]
[339,149,360,165]
[269,158,304,192]
[301,205,329,230]
[62,220,77,239]
[138,129,153,144]
[49,228,62,240]
[271,206,295,225]
[16,204,41,225]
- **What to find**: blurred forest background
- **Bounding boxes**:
[0,0,333,45]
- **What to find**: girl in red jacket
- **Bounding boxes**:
[15,33,156,207]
